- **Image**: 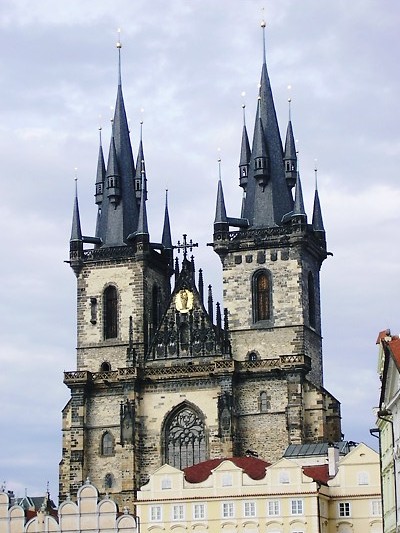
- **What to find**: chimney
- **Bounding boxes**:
[328,443,339,477]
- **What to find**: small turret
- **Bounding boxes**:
[239,104,251,190]
[95,128,106,205]
[291,172,307,223]
[312,167,325,233]
[135,121,147,208]
[106,136,121,205]
[252,111,269,190]
[214,160,228,231]
[70,179,83,276]
[162,190,173,265]
[284,99,297,190]
[136,173,149,247]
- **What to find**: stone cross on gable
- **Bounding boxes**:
[174,234,198,260]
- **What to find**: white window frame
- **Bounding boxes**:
[221,473,233,486]
[172,504,184,521]
[338,501,351,517]
[193,503,205,520]
[291,499,304,515]
[161,477,171,489]
[358,471,369,485]
[372,499,382,516]
[279,470,290,483]
[222,501,234,518]
[244,500,256,517]
[267,499,280,516]
[150,505,162,522]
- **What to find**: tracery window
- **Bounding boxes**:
[164,406,206,469]
[104,285,118,339]
[253,270,271,322]
[308,271,316,329]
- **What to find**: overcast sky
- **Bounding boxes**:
[0,0,399,501]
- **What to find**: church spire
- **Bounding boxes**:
[312,166,325,232]
[70,178,83,276]
[96,35,138,246]
[136,171,149,238]
[284,98,297,190]
[242,19,293,228]
[239,103,251,190]
[292,172,307,222]
[94,127,106,206]
[135,121,147,209]
[214,159,228,227]
[162,190,172,250]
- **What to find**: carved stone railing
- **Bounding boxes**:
[83,246,136,261]
[227,226,295,242]
[64,371,90,385]
[92,370,118,382]
[144,360,234,379]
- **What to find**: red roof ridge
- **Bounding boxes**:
[184,456,270,483]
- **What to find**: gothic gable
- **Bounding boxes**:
[146,259,230,362]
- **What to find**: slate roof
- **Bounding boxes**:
[183,457,270,483]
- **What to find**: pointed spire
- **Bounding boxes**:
[135,121,147,207]
[292,172,307,221]
[136,172,149,237]
[162,189,172,250]
[242,19,293,228]
[97,36,138,246]
[71,178,82,242]
[70,177,83,277]
[284,99,297,190]
[312,166,325,232]
[214,159,228,225]
[239,103,251,190]
[95,128,106,205]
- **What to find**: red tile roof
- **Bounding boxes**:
[389,337,400,368]
[376,329,392,344]
[303,464,330,485]
[183,457,270,483]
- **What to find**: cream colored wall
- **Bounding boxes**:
[0,483,138,533]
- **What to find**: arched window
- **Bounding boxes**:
[308,272,316,329]
[101,432,114,456]
[253,270,271,322]
[164,405,207,469]
[104,473,113,489]
[100,361,111,372]
[248,352,258,362]
[259,391,270,412]
[104,285,118,339]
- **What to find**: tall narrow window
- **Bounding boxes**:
[259,391,270,412]
[308,272,316,329]
[253,270,271,322]
[164,405,206,469]
[101,432,114,456]
[104,285,118,339]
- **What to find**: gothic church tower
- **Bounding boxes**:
[60,25,341,509]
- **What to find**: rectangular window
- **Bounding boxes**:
[161,477,171,489]
[291,499,303,515]
[244,501,256,517]
[267,500,280,516]
[222,473,233,486]
[222,502,234,518]
[372,500,382,516]
[150,506,162,522]
[339,502,351,517]
[172,504,184,521]
[193,503,205,520]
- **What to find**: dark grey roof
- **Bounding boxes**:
[136,175,149,236]
[292,172,307,219]
[284,120,297,160]
[241,59,293,228]
[312,187,325,232]
[284,441,351,458]
[161,191,172,250]
[95,140,106,205]
[239,123,251,167]
[214,179,227,224]
[70,185,82,242]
